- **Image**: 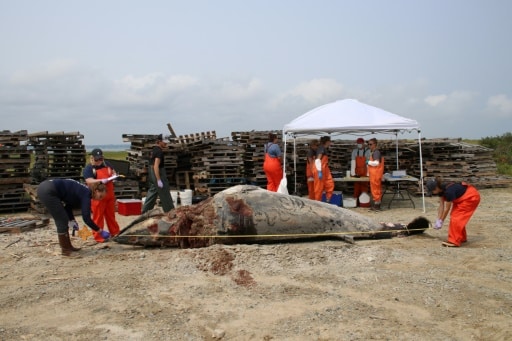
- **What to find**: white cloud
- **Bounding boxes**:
[214,78,264,102]
[424,94,447,107]
[0,60,509,144]
[272,78,344,108]
[109,73,199,106]
[487,94,512,118]
[9,59,79,84]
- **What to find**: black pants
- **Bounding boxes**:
[141,167,175,213]
[37,180,69,234]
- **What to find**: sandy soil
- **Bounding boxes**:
[1,187,511,341]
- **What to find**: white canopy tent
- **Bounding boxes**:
[282,99,426,212]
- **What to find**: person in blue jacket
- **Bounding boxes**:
[37,179,111,257]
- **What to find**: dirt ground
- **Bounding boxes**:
[1,187,511,341]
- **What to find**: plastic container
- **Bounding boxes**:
[322,191,343,207]
[343,198,357,208]
[170,190,179,206]
[117,199,142,216]
[180,189,193,206]
[192,195,209,204]
[358,192,371,207]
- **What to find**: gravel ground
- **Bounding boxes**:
[1,187,511,341]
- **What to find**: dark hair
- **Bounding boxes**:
[320,136,331,144]
[268,133,277,141]
[426,176,443,195]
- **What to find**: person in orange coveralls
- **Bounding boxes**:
[263,132,283,192]
[306,139,319,199]
[367,138,384,211]
[83,148,120,242]
[350,137,370,200]
[313,136,334,202]
[426,177,481,247]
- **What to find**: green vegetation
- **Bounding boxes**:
[103,151,128,161]
[479,132,512,176]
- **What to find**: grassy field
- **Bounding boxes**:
[103,151,128,161]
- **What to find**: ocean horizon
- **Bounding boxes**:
[85,144,130,152]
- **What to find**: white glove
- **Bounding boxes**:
[350,160,356,176]
[68,220,79,230]
[68,220,79,236]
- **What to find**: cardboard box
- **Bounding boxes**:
[117,199,142,216]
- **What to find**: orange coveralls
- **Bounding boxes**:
[314,154,334,202]
[353,151,369,199]
[368,152,384,203]
[263,149,283,192]
[447,184,480,246]
[91,166,120,237]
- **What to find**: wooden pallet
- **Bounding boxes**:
[0,215,49,233]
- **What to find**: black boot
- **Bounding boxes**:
[369,202,381,211]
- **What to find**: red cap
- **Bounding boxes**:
[356,138,364,143]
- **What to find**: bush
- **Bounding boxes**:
[480,132,512,176]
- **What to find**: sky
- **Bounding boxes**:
[1,0,511,145]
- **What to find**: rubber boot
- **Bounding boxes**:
[369,202,381,211]
[58,233,81,257]
[67,232,81,251]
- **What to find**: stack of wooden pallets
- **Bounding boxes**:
[122,133,181,196]
[27,131,86,181]
[0,130,31,213]
[232,130,278,188]
[189,138,245,196]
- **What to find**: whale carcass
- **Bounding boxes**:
[114,185,428,248]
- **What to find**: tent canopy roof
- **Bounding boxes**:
[283,99,420,136]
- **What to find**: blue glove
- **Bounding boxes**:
[100,230,111,240]
[434,219,443,229]
[157,180,164,188]
[318,171,323,180]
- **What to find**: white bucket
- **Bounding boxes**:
[170,190,179,206]
[180,189,193,206]
[343,198,357,208]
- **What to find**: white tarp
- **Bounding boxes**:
[282,99,426,212]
